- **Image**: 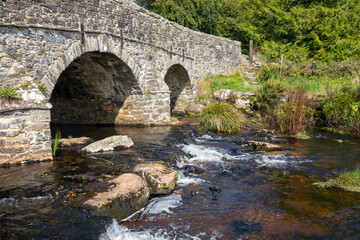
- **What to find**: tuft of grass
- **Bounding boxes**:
[37,84,46,93]
[0,87,21,100]
[201,102,242,133]
[144,90,151,100]
[52,130,61,156]
[20,82,33,89]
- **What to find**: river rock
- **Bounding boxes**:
[235,99,250,110]
[184,165,204,174]
[85,173,150,220]
[247,141,290,152]
[58,137,94,151]
[188,103,205,114]
[80,135,134,153]
[133,163,178,195]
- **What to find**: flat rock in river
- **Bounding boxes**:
[133,163,178,195]
[58,137,94,151]
[80,135,134,153]
[85,173,149,220]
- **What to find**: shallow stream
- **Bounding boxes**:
[1,123,360,239]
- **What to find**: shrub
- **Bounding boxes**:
[276,87,315,135]
[257,64,279,82]
[200,102,242,133]
[253,80,285,114]
[322,83,360,136]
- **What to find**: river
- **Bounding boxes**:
[1,122,359,239]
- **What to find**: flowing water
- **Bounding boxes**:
[1,123,360,239]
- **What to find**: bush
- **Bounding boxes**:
[253,80,285,114]
[201,102,242,133]
[276,87,315,135]
[257,64,279,82]
[323,83,360,136]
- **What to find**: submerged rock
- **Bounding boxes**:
[85,173,149,220]
[58,137,94,151]
[80,135,134,153]
[133,163,178,195]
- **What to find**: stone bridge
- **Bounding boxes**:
[0,0,243,165]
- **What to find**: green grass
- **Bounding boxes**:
[37,84,46,93]
[278,75,354,93]
[201,73,259,94]
[200,102,242,133]
[0,87,21,99]
[333,168,360,190]
[52,130,61,156]
[314,168,360,192]
[20,82,33,89]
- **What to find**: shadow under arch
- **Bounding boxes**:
[49,51,140,125]
[164,64,193,114]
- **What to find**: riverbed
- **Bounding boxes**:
[1,123,359,239]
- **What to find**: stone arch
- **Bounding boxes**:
[49,50,141,125]
[164,64,194,114]
[39,36,142,99]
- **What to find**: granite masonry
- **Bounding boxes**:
[0,0,243,165]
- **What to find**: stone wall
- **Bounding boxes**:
[0,101,52,166]
[0,0,242,165]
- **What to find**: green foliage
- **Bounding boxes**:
[135,0,221,35]
[52,130,61,156]
[201,73,258,95]
[323,83,360,136]
[200,102,242,133]
[144,90,152,100]
[257,64,280,82]
[257,60,359,93]
[20,82,33,89]
[37,84,46,93]
[333,168,360,190]
[137,0,360,62]
[253,80,286,113]
[0,87,21,100]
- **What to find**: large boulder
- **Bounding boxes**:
[80,135,133,153]
[58,137,94,151]
[85,173,150,220]
[133,163,178,195]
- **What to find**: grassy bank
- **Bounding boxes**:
[196,59,360,137]
[314,168,360,192]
